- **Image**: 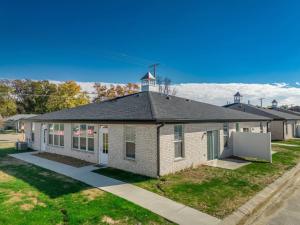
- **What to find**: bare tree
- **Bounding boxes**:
[156,76,163,93]
[171,87,177,96]
[163,77,171,95]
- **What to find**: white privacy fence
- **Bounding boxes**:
[232,132,272,162]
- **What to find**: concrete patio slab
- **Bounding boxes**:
[204,158,251,170]
[10,152,220,225]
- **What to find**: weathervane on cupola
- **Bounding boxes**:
[234,92,242,103]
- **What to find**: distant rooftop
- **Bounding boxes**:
[224,102,300,120]
[4,114,38,121]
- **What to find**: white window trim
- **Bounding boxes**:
[48,123,65,147]
[72,123,95,152]
[174,124,184,160]
[124,126,136,160]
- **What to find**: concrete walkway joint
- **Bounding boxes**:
[10,152,220,225]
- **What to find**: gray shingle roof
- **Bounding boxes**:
[31,92,271,123]
[4,114,38,121]
[224,103,300,120]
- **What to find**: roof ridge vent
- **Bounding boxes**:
[185,99,191,102]
[166,96,171,100]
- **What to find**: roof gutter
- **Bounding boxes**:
[157,123,165,177]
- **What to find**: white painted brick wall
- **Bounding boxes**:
[108,124,157,177]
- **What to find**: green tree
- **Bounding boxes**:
[46,81,90,111]
[0,81,17,117]
[12,79,57,114]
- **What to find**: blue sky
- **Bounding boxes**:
[1,0,300,84]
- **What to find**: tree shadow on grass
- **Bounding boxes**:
[0,149,87,199]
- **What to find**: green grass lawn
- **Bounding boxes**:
[94,141,300,219]
[0,144,171,225]
[272,139,300,145]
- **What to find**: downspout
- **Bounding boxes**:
[157,123,165,177]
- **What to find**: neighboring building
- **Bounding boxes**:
[289,105,300,113]
[25,76,271,177]
[268,100,300,138]
[3,114,38,132]
[224,94,300,140]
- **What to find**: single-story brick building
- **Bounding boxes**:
[25,74,271,177]
[224,94,300,141]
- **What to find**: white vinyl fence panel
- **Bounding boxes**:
[232,132,272,162]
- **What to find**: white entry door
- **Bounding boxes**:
[41,124,47,151]
[99,127,109,165]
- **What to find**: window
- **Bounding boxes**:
[125,126,135,159]
[260,122,264,133]
[102,133,108,154]
[223,123,229,147]
[31,122,35,142]
[174,125,184,158]
[72,124,95,151]
[236,123,240,132]
[243,127,250,132]
[48,123,64,147]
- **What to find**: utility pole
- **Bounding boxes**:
[149,63,160,77]
[259,98,265,107]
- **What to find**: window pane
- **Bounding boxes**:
[80,137,86,150]
[125,127,135,142]
[73,124,80,137]
[103,133,108,153]
[243,128,249,132]
[174,142,183,158]
[80,124,87,137]
[174,125,183,141]
[54,123,59,132]
[49,124,54,134]
[126,142,135,158]
[60,124,64,131]
[54,135,59,145]
[87,126,94,137]
[236,123,240,132]
[72,137,79,149]
[88,138,94,151]
[60,135,64,147]
[49,134,53,145]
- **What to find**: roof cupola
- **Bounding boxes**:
[234,92,242,104]
[140,72,157,92]
[272,99,278,108]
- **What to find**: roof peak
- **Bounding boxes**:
[141,71,155,80]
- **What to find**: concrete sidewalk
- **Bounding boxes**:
[10,152,220,225]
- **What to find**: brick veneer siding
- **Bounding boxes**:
[159,121,267,176]
[108,124,158,177]
[25,121,267,177]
